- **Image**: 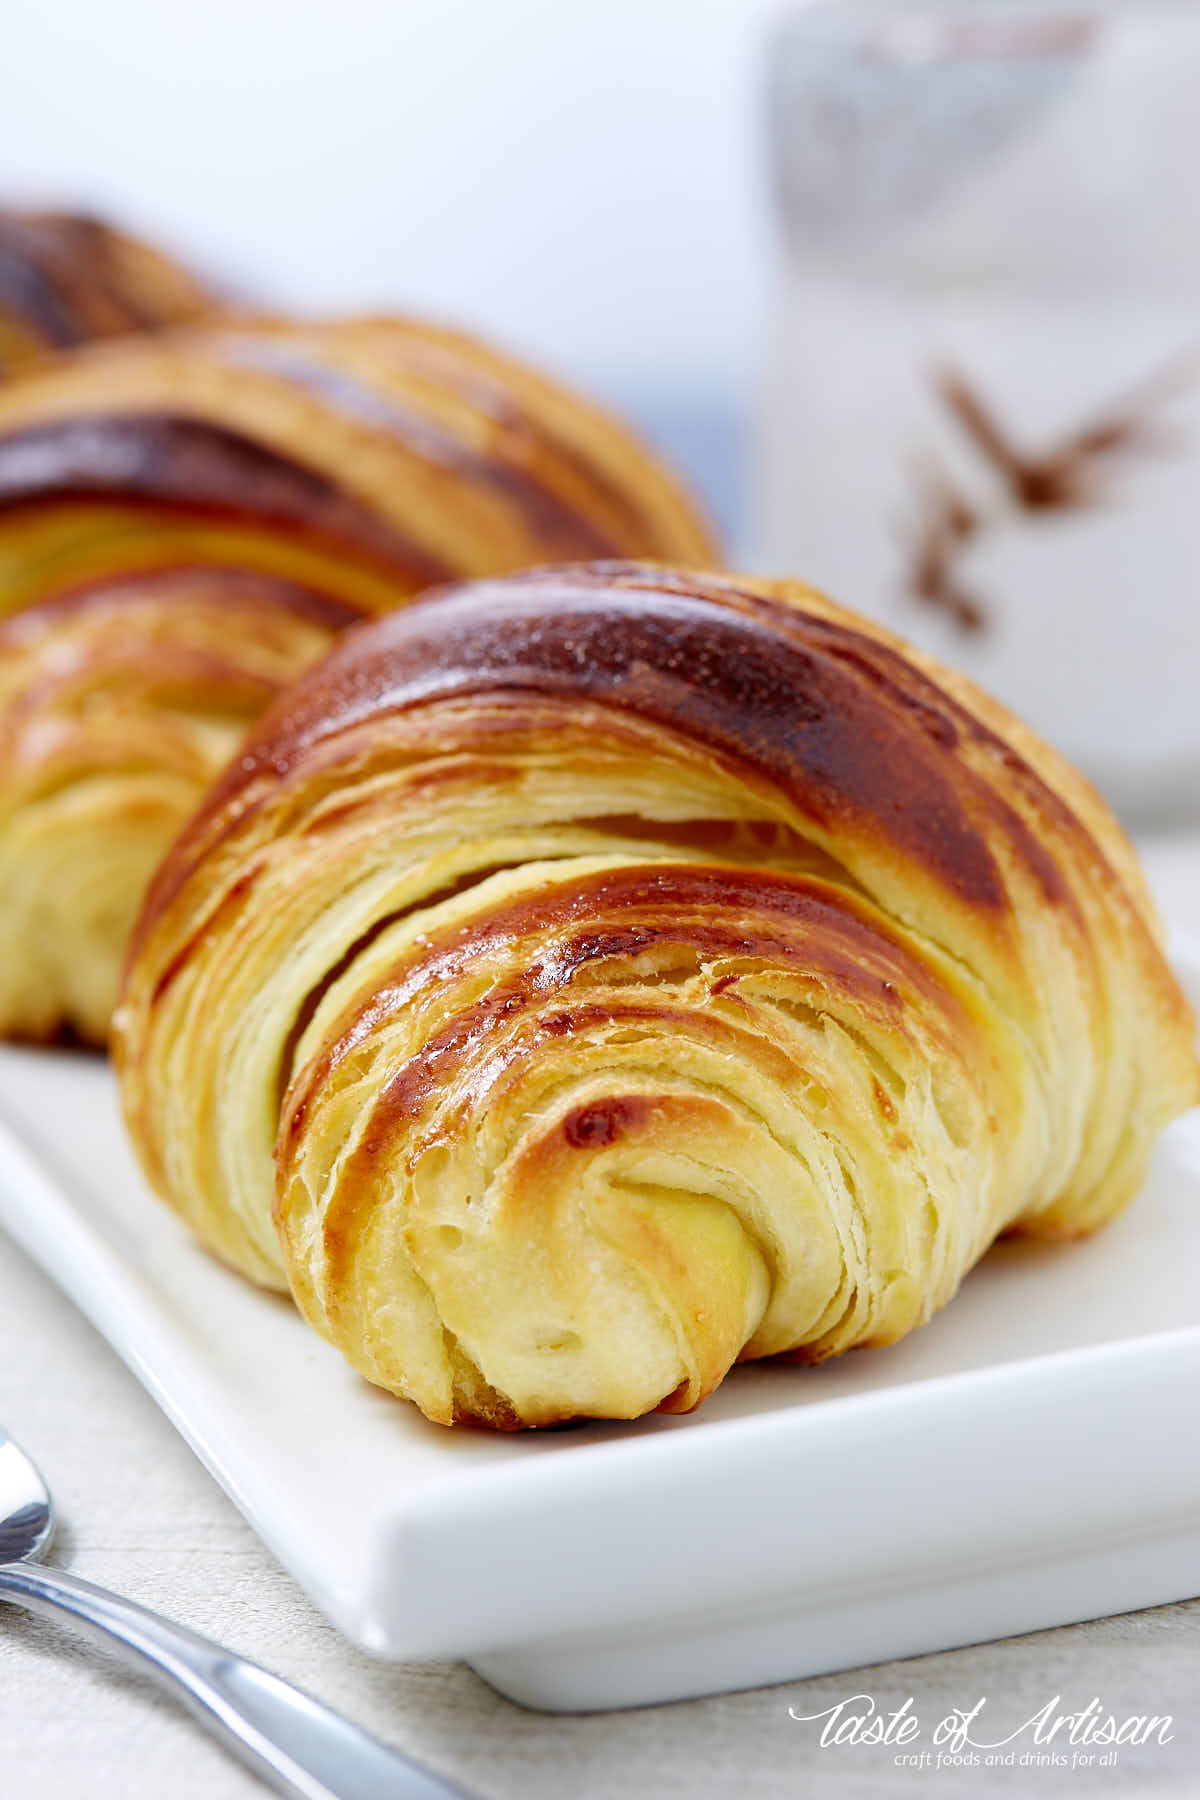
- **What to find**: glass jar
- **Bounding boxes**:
[757,0,1200,819]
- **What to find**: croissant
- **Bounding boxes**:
[114,564,1199,1428]
[0,319,714,1044]
[0,208,215,374]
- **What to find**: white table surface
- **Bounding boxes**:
[1,834,1197,1800]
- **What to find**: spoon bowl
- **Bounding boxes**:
[0,1427,54,1564]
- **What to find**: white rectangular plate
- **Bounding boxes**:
[0,944,1197,1713]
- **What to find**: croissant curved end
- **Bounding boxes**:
[114,564,1200,1428]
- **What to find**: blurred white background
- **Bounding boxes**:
[1,0,785,439]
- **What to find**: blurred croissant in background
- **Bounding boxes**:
[115,564,1200,1429]
[0,317,715,1045]
[0,207,216,374]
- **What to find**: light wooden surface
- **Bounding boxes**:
[0,835,1196,1800]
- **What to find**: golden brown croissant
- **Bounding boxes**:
[114,564,1200,1428]
[0,208,215,374]
[0,320,715,1044]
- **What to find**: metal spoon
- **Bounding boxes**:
[0,1426,470,1799]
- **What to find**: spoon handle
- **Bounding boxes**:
[0,1561,469,1800]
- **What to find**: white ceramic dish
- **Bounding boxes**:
[0,942,1197,1714]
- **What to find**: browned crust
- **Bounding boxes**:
[142,565,1035,936]
[0,412,456,590]
[212,335,649,560]
[561,1095,656,1148]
